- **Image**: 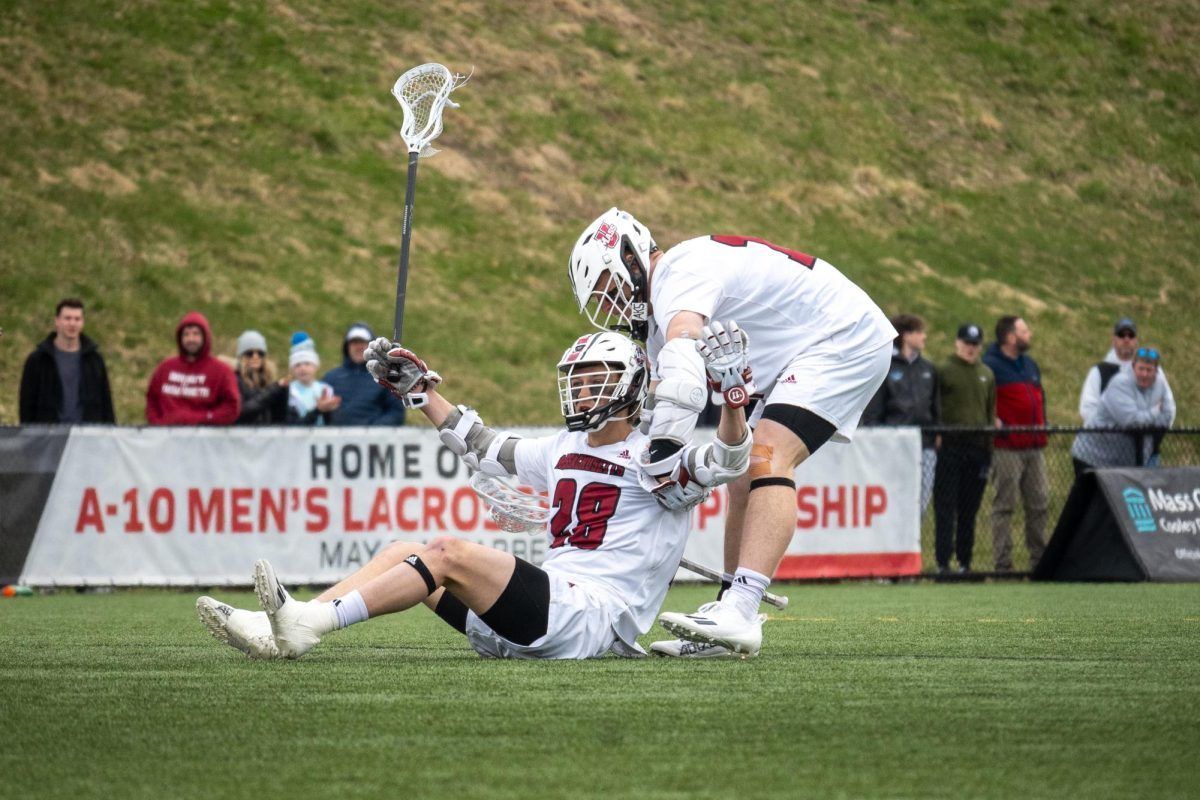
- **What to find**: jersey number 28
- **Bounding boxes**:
[549,479,621,550]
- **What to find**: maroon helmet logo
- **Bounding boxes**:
[595,222,619,249]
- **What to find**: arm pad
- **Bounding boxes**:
[437,405,520,477]
[644,336,708,473]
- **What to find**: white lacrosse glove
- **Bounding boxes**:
[643,457,711,512]
[697,321,755,408]
[364,337,443,409]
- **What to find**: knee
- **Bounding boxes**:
[747,434,802,493]
[377,541,420,568]
[422,535,467,572]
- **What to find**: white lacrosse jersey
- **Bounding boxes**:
[513,428,688,648]
[646,235,896,392]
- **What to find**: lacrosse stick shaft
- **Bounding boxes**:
[678,557,789,610]
[393,150,420,342]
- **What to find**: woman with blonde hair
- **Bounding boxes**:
[234,330,289,425]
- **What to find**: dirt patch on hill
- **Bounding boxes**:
[66,162,139,196]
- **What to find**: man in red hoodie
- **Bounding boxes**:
[146,311,241,425]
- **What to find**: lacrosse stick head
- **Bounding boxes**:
[568,207,657,342]
[469,472,552,533]
[556,332,648,432]
[392,63,469,157]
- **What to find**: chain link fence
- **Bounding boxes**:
[915,426,1200,576]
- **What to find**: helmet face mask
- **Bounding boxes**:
[568,208,656,342]
[556,332,649,432]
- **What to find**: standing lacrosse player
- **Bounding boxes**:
[197,329,755,661]
[568,208,896,655]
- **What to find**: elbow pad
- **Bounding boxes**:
[437,406,521,476]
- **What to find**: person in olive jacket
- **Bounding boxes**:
[932,323,995,573]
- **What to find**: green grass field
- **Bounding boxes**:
[2,582,1197,799]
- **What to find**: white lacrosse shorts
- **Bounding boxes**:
[749,340,892,443]
[464,572,634,660]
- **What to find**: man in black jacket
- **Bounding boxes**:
[862,313,940,514]
[19,298,115,424]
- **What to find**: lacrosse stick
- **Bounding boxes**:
[679,557,790,610]
[469,472,552,533]
[390,63,470,344]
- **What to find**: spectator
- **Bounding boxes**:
[322,323,406,426]
[287,332,340,425]
[1071,347,1174,474]
[862,313,939,514]
[1079,317,1176,423]
[233,330,289,425]
[1079,316,1176,466]
[19,298,115,424]
[146,311,241,425]
[984,316,1048,572]
[932,323,995,574]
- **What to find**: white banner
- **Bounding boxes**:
[20,426,921,585]
[681,426,922,579]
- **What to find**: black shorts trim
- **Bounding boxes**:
[479,557,550,646]
[433,591,469,635]
[760,404,837,454]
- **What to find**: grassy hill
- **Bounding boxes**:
[2,0,1197,425]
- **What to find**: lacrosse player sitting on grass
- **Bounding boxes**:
[196,327,754,661]
[568,208,896,656]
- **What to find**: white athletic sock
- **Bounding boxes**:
[332,590,369,630]
[725,568,770,620]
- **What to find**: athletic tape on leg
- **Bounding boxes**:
[403,554,438,595]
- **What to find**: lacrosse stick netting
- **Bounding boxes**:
[392,63,470,157]
[469,472,552,533]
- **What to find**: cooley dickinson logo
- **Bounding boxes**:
[1123,488,1157,533]
[1126,485,1200,535]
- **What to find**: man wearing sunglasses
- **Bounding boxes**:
[1071,347,1175,473]
[1078,317,1176,428]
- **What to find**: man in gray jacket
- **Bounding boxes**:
[1079,317,1175,424]
[1071,347,1174,474]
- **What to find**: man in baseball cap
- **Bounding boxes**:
[321,322,406,425]
[931,322,994,574]
[1079,316,1174,425]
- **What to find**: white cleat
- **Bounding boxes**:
[252,559,335,659]
[649,639,747,659]
[196,596,279,660]
[658,601,766,656]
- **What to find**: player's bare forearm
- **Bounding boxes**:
[417,390,455,427]
[716,403,748,447]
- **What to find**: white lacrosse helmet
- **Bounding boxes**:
[556,332,649,432]
[568,207,657,342]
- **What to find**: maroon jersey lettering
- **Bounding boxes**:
[555,453,627,477]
